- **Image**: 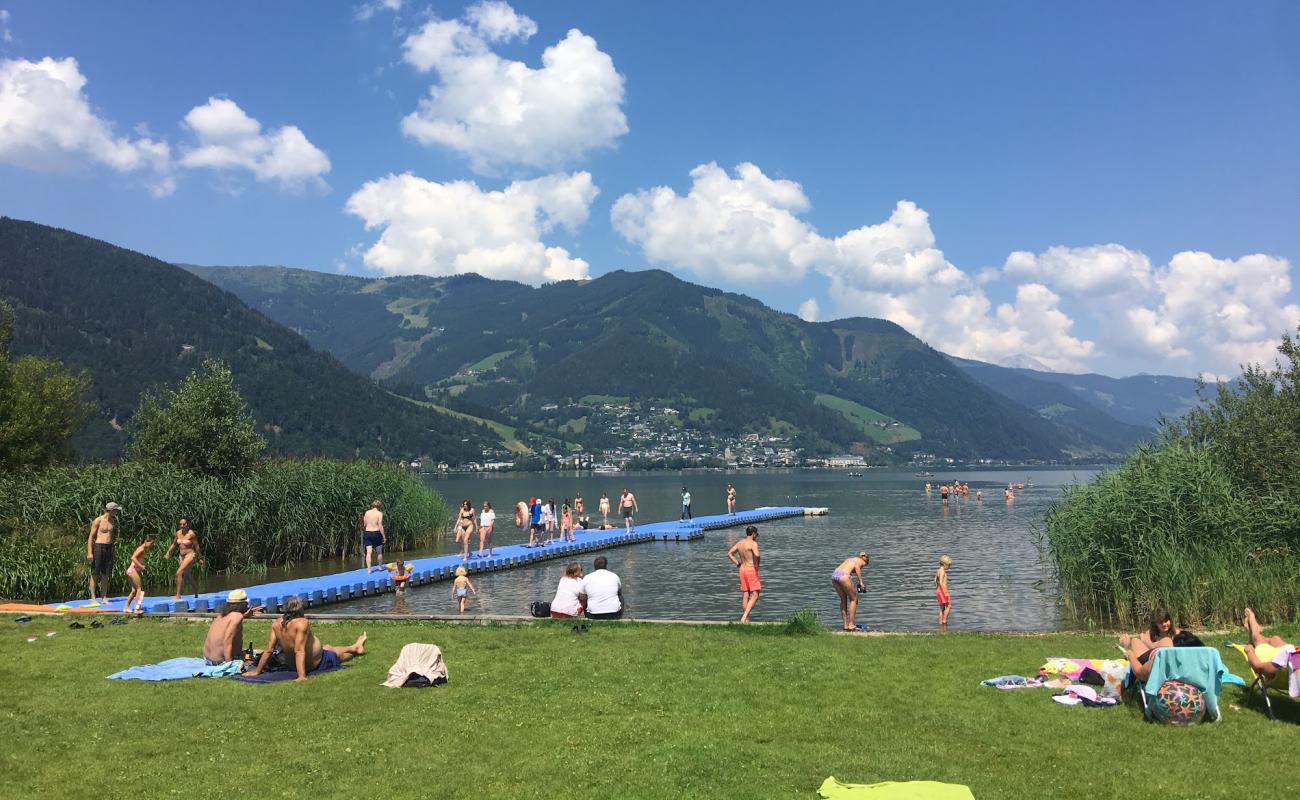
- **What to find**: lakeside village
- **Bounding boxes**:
[412,400,1056,474]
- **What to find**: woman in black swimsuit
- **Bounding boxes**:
[1119,606,1178,682]
[455,500,476,561]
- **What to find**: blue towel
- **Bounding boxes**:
[108,657,242,681]
[233,663,346,683]
[1142,647,1244,720]
[981,675,1033,687]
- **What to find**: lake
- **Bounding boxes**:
[316,467,1099,630]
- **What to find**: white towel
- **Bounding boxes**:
[383,643,448,688]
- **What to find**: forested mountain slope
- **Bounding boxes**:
[0,218,498,462]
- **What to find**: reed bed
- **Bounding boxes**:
[0,460,449,602]
[1044,441,1300,629]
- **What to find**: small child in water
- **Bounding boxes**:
[123,534,156,614]
[451,566,477,614]
[935,555,953,628]
[387,561,412,594]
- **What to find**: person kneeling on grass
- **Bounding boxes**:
[203,589,263,666]
[248,596,367,682]
[579,556,623,620]
[1242,607,1296,683]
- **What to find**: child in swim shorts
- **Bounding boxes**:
[451,566,477,614]
[935,555,952,627]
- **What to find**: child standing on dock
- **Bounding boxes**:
[451,567,476,614]
[935,555,952,629]
[123,534,155,614]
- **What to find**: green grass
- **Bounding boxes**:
[580,394,630,405]
[4,617,1299,799]
[560,415,588,434]
[687,407,716,424]
[464,349,514,373]
[384,297,431,329]
[814,394,922,444]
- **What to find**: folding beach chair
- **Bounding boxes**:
[1127,647,1244,722]
[1225,643,1298,721]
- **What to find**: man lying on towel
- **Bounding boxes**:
[247,595,367,682]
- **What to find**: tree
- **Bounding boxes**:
[126,358,266,478]
[0,302,94,470]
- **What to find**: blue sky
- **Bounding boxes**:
[1,1,1297,379]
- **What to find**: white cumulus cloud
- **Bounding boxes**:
[1,9,13,44]
[0,56,173,195]
[400,1,626,173]
[345,171,597,285]
[354,0,402,22]
[180,97,330,191]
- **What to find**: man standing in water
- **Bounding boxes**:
[361,500,385,573]
[248,596,367,682]
[726,525,762,623]
[86,502,122,606]
[618,488,639,532]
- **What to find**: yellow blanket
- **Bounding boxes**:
[818,777,975,799]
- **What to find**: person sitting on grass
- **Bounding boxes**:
[579,556,624,620]
[203,589,262,666]
[1242,607,1296,682]
[247,596,366,682]
[1119,606,1179,682]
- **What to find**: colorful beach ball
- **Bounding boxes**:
[1151,680,1206,726]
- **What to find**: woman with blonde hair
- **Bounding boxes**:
[831,552,870,632]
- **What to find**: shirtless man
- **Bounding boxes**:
[202,589,262,665]
[726,484,737,515]
[85,502,122,605]
[361,500,385,573]
[726,525,762,623]
[165,516,202,599]
[247,596,367,682]
[618,488,638,533]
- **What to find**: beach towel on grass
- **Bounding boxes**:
[108,658,242,681]
[818,777,974,799]
[1039,657,1127,698]
[233,662,346,683]
[1143,647,1243,720]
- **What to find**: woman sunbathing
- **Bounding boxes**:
[1119,606,1178,682]
[1242,607,1295,680]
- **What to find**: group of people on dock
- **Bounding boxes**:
[85,502,205,612]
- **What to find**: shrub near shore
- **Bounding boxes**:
[1046,328,1300,628]
[0,460,449,602]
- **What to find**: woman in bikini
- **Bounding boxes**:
[454,500,476,561]
[165,517,202,600]
[123,534,155,614]
[831,551,870,632]
[1119,606,1178,682]
[561,499,574,543]
[598,493,611,527]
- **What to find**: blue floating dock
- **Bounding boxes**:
[50,507,811,613]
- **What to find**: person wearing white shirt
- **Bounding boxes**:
[549,561,584,618]
[477,501,496,558]
[578,556,624,620]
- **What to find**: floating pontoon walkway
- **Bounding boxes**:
[51,506,823,614]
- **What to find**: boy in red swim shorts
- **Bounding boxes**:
[727,525,762,623]
[935,555,953,629]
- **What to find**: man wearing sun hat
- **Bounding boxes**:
[203,588,262,666]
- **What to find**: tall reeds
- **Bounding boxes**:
[0,460,449,602]
[1044,441,1300,628]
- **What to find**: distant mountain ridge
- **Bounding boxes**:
[192,264,1171,460]
[0,218,499,462]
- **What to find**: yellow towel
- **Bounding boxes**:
[818,777,976,799]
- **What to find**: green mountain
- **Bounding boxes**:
[0,218,500,462]
[193,264,1127,460]
[949,355,1202,443]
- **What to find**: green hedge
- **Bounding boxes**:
[0,460,449,602]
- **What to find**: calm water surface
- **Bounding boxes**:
[306,467,1098,631]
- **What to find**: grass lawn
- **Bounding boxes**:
[3,616,1298,799]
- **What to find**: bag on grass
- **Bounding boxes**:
[530,601,551,618]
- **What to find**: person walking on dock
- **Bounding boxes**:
[727,525,762,623]
[528,497,544,546]
[478,501,496,557]
[166,516,202,600]
[618,488,639,533]
[361,500,386,574]
[681,487,692,520]
[598,493,610,527]
[726,484,737,515]
[85,502,121,606]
